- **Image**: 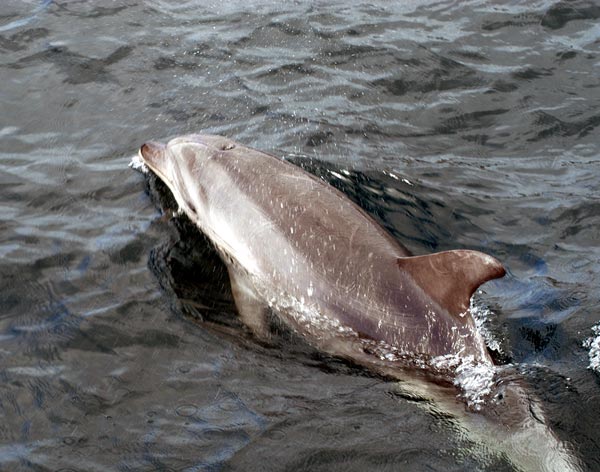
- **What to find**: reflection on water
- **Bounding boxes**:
[1,1,599,470]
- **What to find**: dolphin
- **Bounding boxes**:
[135,134,581,471]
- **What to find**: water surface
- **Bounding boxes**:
[1,1,599,470]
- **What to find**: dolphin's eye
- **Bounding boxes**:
[222,143,235,151]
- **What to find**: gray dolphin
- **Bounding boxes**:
[136,134,581,471]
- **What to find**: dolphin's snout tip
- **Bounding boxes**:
[139,141,166,170]
[140,141,160,160]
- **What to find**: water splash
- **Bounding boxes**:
[583,324,600,373]
[129,153,149,174]
[453,357,496,410]
[470,296,504,356]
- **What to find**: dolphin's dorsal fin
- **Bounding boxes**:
[397,250,506,320]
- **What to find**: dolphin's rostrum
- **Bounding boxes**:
[136,134,581,471]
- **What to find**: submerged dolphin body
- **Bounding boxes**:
[136,134,581,471]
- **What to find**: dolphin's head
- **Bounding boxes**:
[139,134,236,182]
[139,134,238,217]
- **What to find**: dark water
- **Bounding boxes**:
[1,0,599,470]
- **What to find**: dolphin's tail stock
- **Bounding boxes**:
[392,371,582,472]
[467,386,582,472]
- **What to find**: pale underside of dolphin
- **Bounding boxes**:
[135,134,581,472]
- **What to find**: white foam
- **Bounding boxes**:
[583,323,600,372]
[428,352,496,410]
[470,297,504,355]
[129,153,149,173]
[453,356,496,410]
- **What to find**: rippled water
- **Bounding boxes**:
[1,1,599,470]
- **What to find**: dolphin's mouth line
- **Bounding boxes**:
[138,149,185,212]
